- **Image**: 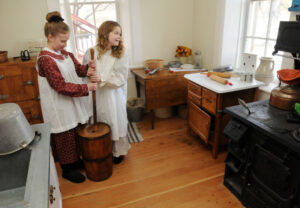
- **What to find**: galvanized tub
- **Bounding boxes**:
[0,103,34,156]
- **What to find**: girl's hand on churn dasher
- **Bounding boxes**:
[87,66,96,77]
[90,74,101,83]
[88,59,96,69]
[87,83,97,91]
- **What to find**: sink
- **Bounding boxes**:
[0,148,31,206]
[0,148,31,191]
[0,123,51,208]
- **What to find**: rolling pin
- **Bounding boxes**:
[207,72,231,78]
[207,74,232,86]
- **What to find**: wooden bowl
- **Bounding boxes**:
[0,51,8,63]
[144,59,164,70]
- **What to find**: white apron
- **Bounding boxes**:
[36,48,91,133]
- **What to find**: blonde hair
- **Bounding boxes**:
[96,21,124,59]
[44,11,69,38]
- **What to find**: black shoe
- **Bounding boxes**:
[113,156,124,164]
[62,169,86,183]
[73,159,85,169]
[61,163,86,183]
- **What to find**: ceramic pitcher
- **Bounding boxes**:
[255,57,274,84]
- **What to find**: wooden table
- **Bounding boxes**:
[184,73,264,158]
[131,68,198,128]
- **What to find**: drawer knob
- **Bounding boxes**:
[0,95,9,100]
[0,75,4,80]
[22,80,34,86]
[205,98,212,103]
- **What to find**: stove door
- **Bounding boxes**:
[251,144,293,199]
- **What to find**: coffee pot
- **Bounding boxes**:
[255,57,274,84]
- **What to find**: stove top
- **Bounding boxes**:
[225,99,300,152]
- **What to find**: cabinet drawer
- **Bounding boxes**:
[188,81,202,96]
[202,88,217,115]
[188,91,201,106]
[188,101,211,144]
[16,100,43,124]
[0,65,38,103]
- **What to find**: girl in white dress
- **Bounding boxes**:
[83,21,130,164]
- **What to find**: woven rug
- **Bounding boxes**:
[128,122,144,143]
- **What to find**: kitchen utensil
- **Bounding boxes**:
[241,53,257,73]
[238,98,251,114]
[144,59,164,70]
[77,48,112,181]
[0,103,35,156]
[213,65,233,72]
[148,68,158,75]
[0,51,8,63]
[246,73,254,82]
[20,50,30,61]
[207,74,232,86]
[168,61,181,68]
[240,73,247,82]
[269,85,300,110]
[255,57,274,84]
[181,64,194,69]
[207,72,231,78]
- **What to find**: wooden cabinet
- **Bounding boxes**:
[0,58,43,124]
[131,68,197,128]
[188,101,211,144]
[187,80,257,158]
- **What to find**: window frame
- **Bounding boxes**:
[69,0,120,60]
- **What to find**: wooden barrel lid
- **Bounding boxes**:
[77,122,110,139]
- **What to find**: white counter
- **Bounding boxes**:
[184,73,265,93]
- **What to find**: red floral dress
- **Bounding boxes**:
[37,49,88,164]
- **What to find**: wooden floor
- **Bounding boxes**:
[57,114,244,208]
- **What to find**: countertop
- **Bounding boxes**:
[0,123,51,208]
[184,73,265,93]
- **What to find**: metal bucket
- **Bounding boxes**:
[0,103,34,156]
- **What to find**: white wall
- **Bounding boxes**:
[0,0,48,58]
[130,0,195,67]
[0,0,223,97]
[192,0,218,70]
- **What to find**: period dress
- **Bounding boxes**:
[83,48,131,157]
[36,47,91,164]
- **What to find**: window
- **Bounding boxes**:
[69,0,118,61]
[242,0,290,72]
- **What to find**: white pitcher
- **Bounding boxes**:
[255,57,274,84]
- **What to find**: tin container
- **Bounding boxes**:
[0,103,34,156]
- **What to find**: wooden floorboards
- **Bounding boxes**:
[57,114,244,208]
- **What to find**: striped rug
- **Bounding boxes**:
[128,122,144,143]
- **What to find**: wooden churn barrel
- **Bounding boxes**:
[77,123,112,181]
[77,48,113,181]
